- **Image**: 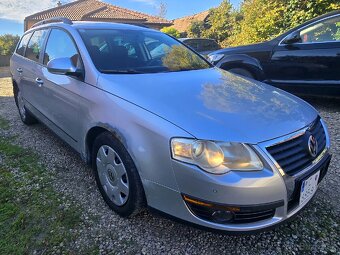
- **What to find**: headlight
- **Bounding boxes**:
[171,138,263,174]
[207,53,224,63]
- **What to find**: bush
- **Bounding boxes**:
[160,27,181,38]
[0,34,20,56]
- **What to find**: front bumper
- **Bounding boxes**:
[144,121,331,232]
[144,151,331,233]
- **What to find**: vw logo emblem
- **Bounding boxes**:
[307,135,318,158]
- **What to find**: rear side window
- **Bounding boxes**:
[16,33,32,56]
[200,40,220,51]
[25,30,48,62]
[43,29,81,68]
[184,40,199,51]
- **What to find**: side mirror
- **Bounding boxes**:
[282,31,302,45]
[47,57,82,78]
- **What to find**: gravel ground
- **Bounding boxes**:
[0,76,339,254]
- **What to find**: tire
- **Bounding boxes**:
[227,68,255,79]
[92,132,146,217]
[14,89,37,125]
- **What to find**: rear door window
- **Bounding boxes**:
[16,33,32,56]
[25,30,48,63]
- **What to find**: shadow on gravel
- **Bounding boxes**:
[301,96,340,111]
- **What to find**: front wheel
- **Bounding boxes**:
[92,132,146,217]
[14,89,37,125]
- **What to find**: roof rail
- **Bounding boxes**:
[31,17,73,28]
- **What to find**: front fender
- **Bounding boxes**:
[216,54,265,81]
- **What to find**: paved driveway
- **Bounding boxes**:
[0,77,339,254]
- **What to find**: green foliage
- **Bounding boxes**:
[204,0,235,42]
[284,0,340,29]
[226,0,340,46]
[0,34,20,56]
[188,20,206,38]
[161,27,181,38]
[184,0,340,47]
[335,22,340,40]
[226,0,285,46]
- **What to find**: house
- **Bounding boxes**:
[171,11,210,35]
[24,0,172,31]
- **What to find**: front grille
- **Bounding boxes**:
[266,117,326,176]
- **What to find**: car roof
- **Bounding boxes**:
[71,21,154,31]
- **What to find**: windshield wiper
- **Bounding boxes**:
[101,69,143,74]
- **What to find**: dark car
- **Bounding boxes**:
[179,38,221,55]
[208,11,340,98]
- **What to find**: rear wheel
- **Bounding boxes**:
[227,68,255,79]
[15,89,37,125]
[92,132,145,217]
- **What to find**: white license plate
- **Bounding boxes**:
[299,171,320,207]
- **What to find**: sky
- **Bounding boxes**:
[0,0,241,36]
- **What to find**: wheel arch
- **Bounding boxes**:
[217,54,265,81]
[85,124,128,165]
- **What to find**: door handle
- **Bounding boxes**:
[35,78,44,87]
[17,68,23,73]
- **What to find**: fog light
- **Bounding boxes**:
[212,210,234,223]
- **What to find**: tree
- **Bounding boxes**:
[182,0,340,47]
[0,34,20,56]
[161,27,181,38]
[225,0,285,46]
[204,0,235,42]
[157,1,167,19]
[188,21,206,38]
[225,0,340,46]
[283,0,340,30]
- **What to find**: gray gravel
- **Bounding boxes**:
[0,77,339,254]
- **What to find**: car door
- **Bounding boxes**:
[18,30,48,112]
[11,32,32,101]
[40,28,84,147]
[268,14,340,96]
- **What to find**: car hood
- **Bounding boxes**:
[97,68,317,144]
[211,41,272,55]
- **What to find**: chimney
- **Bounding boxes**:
[57,1,62,7]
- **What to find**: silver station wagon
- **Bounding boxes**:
[10,18,332,232]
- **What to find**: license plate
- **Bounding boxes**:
[299,171,320,207]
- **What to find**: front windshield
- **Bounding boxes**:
[79,29,211,74]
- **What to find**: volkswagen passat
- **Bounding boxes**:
[10,18,332,232]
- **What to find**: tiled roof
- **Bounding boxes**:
[171,11,210,32]
[25,0,172,25]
